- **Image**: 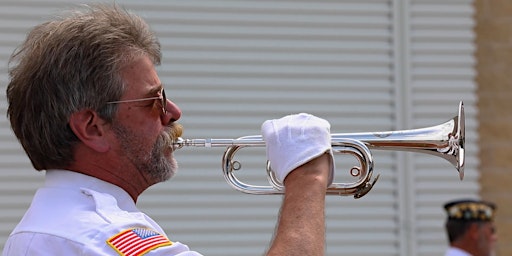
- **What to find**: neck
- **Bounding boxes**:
[451,242,477,256]
[68,147,153,202]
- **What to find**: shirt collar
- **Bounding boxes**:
[446,247,472,256]
[45,169,138,212]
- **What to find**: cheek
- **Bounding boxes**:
[119,108,154,129]
[133,122,161,140]
[117,106,135,122]
[116,107,163,141]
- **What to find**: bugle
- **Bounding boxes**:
[173,101,465,199]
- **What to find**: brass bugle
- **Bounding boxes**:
[173,101,464,199]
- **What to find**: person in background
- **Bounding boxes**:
[2,3,334,256]
[443,199,497,256]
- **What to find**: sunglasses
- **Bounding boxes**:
[106,89,167,114]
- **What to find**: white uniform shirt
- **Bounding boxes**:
[2,170,203,256]
[444,247,472,256]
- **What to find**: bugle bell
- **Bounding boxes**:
[173,101,464,199]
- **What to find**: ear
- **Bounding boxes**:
[69,110,110,153]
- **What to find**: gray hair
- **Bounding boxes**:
[6,4,161,170]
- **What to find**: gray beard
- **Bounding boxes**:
[112,123,178,183]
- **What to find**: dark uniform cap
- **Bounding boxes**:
[444,199,496,221]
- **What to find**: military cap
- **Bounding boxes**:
[444,199,496,222]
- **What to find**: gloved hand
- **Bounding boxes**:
[261,113,334,186]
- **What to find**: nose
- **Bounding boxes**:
[163,99,181,123]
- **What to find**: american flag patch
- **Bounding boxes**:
[107,228,172,256]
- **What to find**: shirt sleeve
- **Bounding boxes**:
[3,232,204,256]
[145,241,204,256]
[3,233,85,256]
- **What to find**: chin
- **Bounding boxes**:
[160,155,179,182]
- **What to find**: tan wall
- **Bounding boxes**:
[474,0,512,255]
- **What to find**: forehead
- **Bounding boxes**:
[120,55,162,97]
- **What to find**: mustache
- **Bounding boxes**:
[159,123,184,151]
[169,123,183,141]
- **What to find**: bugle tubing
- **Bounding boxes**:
[173,101,464,199]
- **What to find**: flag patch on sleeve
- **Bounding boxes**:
[107,228,173,256]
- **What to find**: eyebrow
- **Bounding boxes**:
[106,85,164,104]
[146,85,164,97]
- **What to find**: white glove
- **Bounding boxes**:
[261,113,334,186]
